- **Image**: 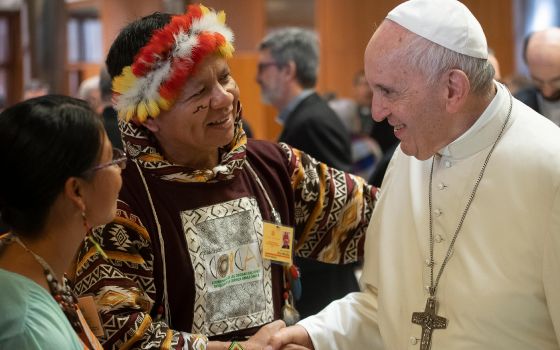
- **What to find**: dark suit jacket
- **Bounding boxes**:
[515,87,540,114]
[278,92,358,318]
[279,93,352,172]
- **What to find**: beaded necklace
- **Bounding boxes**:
[12,235,84,332]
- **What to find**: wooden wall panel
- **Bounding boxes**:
[315,0,515,99]
[100,0,163,57]
[463,0,515,78]
[202,0,266,52]
[315,0,397,99]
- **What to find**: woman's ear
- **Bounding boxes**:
[64,177,86,213]
[445,69,470,113]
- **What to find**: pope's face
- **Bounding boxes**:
[364,22,449,160]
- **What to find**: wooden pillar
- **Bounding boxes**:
[27,0,68,94]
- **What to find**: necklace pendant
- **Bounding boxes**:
[411,298,448,350]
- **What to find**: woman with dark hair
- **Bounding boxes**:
[0,95,124,349]
[72,5,377,350]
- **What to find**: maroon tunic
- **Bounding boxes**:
[73,119,376,350]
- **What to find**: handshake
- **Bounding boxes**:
[221,320,314,350]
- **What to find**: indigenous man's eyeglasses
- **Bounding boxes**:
[83,148,127,176]
[257,62,282,74]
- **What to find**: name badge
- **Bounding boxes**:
[77,295,105,337]
[262,222,294,264]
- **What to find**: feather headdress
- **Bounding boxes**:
[112,4,235,122]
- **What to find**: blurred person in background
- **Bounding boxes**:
[23,79,49,100]
[78,75,103,114]
[516,27,560,126]
[257,27,361,320]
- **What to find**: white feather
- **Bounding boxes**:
[174,31,199,59]
[115,61,171,113]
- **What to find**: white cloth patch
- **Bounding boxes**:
[206,242,262,292]
[181,197,273,336]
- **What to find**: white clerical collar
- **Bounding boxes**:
[438,82,513,160]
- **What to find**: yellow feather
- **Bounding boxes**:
[112,66,137,94]
[217,11,226,24]
[157,97,173,111]
[200,5,210,15]
[218,42,235,59]
[146,99,160,117]
[137,101,149,122]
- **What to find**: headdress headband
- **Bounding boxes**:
[112,4,234,122]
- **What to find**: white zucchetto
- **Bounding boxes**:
[386,0,488,59]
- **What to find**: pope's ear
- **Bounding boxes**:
[143,117,159,133]
[445,69,470,113]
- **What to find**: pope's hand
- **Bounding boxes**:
[239,320,286,350]
[265,324,314,350]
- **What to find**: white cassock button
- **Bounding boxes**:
[425,258,436,266]
[410,337,418,345]
[435,234,443,243]
[433,209,442,217]
[438,182,446,190]
[445,160,452,168]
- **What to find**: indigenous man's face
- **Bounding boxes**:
[148,55,240,154]
[364,21,448,161]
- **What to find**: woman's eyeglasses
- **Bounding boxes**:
[83,148,127,176]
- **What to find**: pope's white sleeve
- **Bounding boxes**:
[297,286,384,350]
[543,185,560,344]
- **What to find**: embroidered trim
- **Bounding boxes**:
[228,341,245,350]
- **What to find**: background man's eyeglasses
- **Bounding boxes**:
[257,62,282,74]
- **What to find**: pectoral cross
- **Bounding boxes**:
[411,298,448,350]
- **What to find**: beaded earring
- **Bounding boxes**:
[82,211,108,259]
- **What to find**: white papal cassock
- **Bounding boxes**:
[299,83,560,349]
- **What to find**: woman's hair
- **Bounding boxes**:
[0,95,105,235]
[106,12,172,79]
